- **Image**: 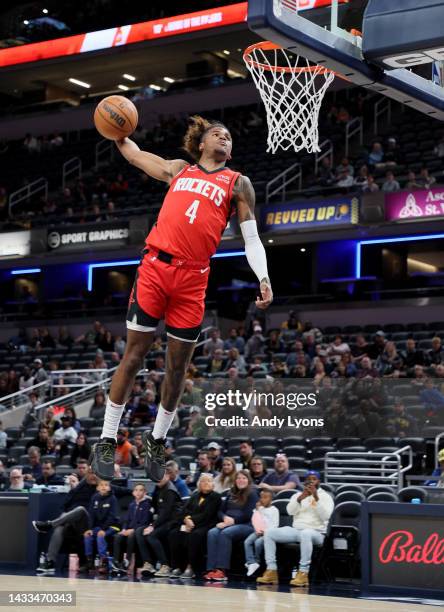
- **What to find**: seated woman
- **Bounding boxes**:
[213,457,237,494]
[204,470,258,582]
[168,474,221,578]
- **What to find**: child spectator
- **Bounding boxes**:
[111,483,152,574]
[244,489,279,576]
[84,480,120,573]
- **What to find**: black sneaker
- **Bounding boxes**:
[32,520,52,534]
[36,560,55,575]
[142,432,166,482]
[89,438,116,480]
[110,561,124,575]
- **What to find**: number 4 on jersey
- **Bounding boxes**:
[185,199,200,224]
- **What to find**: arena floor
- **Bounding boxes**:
[0,574,442,611]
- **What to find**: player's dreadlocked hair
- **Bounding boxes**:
[183,115,228,161]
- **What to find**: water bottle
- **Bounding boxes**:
[410,497,421,504]
[94,554,100,569]
[291,567,297,579]
[39,552,46,566]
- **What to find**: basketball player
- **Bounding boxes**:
[90,115,272,482]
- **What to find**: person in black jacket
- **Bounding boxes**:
[84,480,120,573]
[204,470,258,582]
[168,473,221,578]
[34,469,99,575]
[135,474,182,578]
[111,484,152,573]
[35,460,65,487]
[70,432,91,468]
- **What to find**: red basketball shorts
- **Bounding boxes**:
[126,249,210,342]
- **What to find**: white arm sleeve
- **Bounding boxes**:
[240,219,269,283]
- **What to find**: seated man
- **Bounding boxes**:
[166,460,190,499]
[35,459,65,487]
[425,449,444,487]
[258,454,300,493]
[257,470,333,587]
[34,469,99,574]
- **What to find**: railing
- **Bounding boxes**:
[314,139,333,177]
[36,377,113,420]
[0,381,50,413]
[325,447,413,492]
[8,177,48,217]
[374,98,392,135]
[62,157,82,190]
[95,139,114,170]
[345,117,363,157]
[266,162,302,203]
[434,431,444,467]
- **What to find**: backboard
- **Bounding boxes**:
[247,0,444,120]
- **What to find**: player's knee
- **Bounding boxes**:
[121,351,144,373]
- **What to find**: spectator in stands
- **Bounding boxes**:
[337,106,351,124]
[206,348,226,374]
[23,446,43,482]
[63,407,81,433]
[40,407,59,437]
[223,328,246,353]
[239,440,255,469]
[207,441,224,472]
[249,456,268,485]
[405,170,422,191]
[50,132,64,148]
[382,171,401,192]
[418,167,436,189]
[336,157,354,177]
[434,136,444,159]
[265,330,285,354]
[110,173,128,196]
[53,415,78,453]
[259,454,300,493]
[428,337,444,367]
[386,398,418,437]
[84,480,121,574]
[114,335,126,356]
[213,457,237,493]
[425,448,444,487]
[25,424,51,454]
[8,468,32,491]
[257,471,333,587]
[327,335,351,361]
[70,432,91,468]
[168,473,221,579]
[204,470,258,581]
[137,473,183,577]
[0,421,6,449]
[89,390,106,420]
[301,321,323,344]
[166,460,190,499]
[19,366,34,392]
[351,333,369,360]
[39,328,56,349]
[244,488,279,576]
[281,311,302,332]
[401,338,425,370]
[184,406,206,437]
[111,483,152,574]
[357,356,380,379]
[353,164,369,189]
[57,326,73,348]
[419,378,444,417]
[180,379,203,406]
[245,325,265,361]
[23,133,40,154]
[204,329,224,357]
[316,157,335,187]
[247,355,268,376]
[32,358,48,388]
[75,459,89,480]
[376,341,403,376]
[187,451,216,487]
[336,169,354,189]
[224,348,247,374]
[384,137,399,166]
[362,174,379,193]
[164,440,182,468]
[366,330,387,360]
[115,427,137,466]
[0,460,7,490]
[368,141,384,169]
[36,459,65,486]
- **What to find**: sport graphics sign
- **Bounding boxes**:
[47,222,129,251]
[261,196,359,232]
[370,515,444,590]
[385,189,444,221]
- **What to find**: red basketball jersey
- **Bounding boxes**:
[145,163,240,262]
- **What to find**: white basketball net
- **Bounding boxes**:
[244,43,335,154]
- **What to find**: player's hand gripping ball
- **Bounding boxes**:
[94,95,138,140]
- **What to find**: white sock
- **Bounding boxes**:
[152,404,176,440]
[101,397,125,440]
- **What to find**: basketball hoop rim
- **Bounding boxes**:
[243,40,348,80]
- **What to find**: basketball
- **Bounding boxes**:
[93,95,138,140]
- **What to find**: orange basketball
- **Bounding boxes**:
[94,95,138,140]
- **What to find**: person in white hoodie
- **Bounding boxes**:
[244,489,279,576]
[257,470,334,587]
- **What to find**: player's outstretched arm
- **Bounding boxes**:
[115,137,187,184]
[233,175,273,310]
